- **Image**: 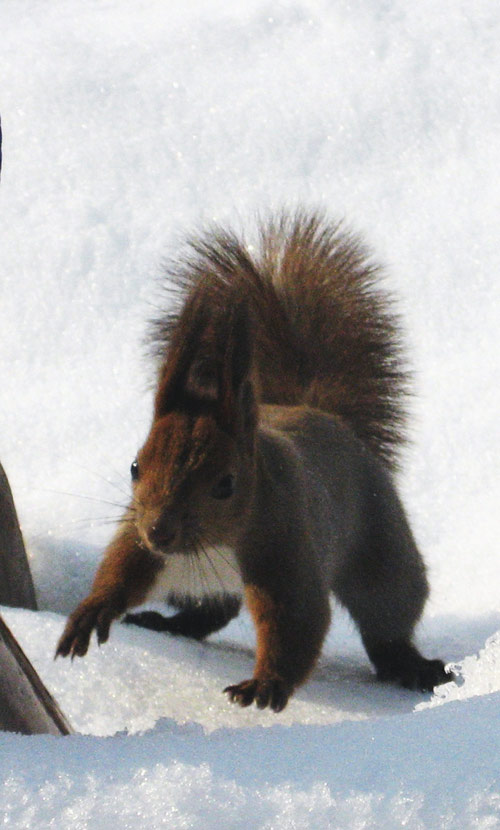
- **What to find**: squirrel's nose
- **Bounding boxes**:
[147,515,177,550]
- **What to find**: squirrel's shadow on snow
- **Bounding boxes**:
[36,529,500,721]
[128,604,500,720]
[307,609,500,716]
[30,537,99,614]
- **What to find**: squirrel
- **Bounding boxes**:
[56,209,452,712]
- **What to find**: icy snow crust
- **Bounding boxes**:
[1,0,499,827]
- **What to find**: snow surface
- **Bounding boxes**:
[1,0,500,826]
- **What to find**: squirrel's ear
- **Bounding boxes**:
[154,298,254,426]
[154,302,213,416]
[185,348,219,402]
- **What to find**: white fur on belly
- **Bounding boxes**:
[145,545,244,602]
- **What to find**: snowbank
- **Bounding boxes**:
[2,694,500,830]
[1,0,499,826]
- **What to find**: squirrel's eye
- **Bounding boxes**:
[130,459,140,481]
[211,473,235,500]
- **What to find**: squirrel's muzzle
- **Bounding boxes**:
[146,510,179,552]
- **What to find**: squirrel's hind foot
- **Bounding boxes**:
[366,639,454,692]
[124,595,241,641]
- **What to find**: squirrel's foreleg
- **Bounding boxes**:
[55,520,162,659]
[225,582,331,712]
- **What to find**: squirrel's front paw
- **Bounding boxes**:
[224,677,290,713]
[55,596,122,660]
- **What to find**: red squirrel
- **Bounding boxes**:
[56,210,452,711]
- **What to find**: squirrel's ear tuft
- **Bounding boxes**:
[154,297,255,429]
[183,301,253,407]
[154,300,212,417]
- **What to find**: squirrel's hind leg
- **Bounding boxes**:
[335,575,452,690]
[123,594,241,640]
[333,467,453,692]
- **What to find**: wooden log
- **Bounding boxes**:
[0,462,37,610]
[0,614,73,735]
[0,463,73,734]
[0,132,72,736]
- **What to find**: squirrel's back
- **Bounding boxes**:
[151,210,409,469]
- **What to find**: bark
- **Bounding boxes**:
[0,462,37,610]
[0,614,73,735]
[0,462,73,734]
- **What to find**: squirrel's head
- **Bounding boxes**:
[131,297,257,556]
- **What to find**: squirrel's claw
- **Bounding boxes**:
[224,677,290,713]
[55,597,120,660]
[55,608,95,660]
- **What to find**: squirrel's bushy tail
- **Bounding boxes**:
[152,210,409,469]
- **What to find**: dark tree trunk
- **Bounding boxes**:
[0,462,37,610]
[0,614,73,735]
[0,135,72,735]
[0,462,73,734]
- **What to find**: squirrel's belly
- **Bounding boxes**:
[145,546,244,602]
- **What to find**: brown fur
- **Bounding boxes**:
[56,210,451,710]
[150,211,408,468]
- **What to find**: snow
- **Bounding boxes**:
[1,0,499,826]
